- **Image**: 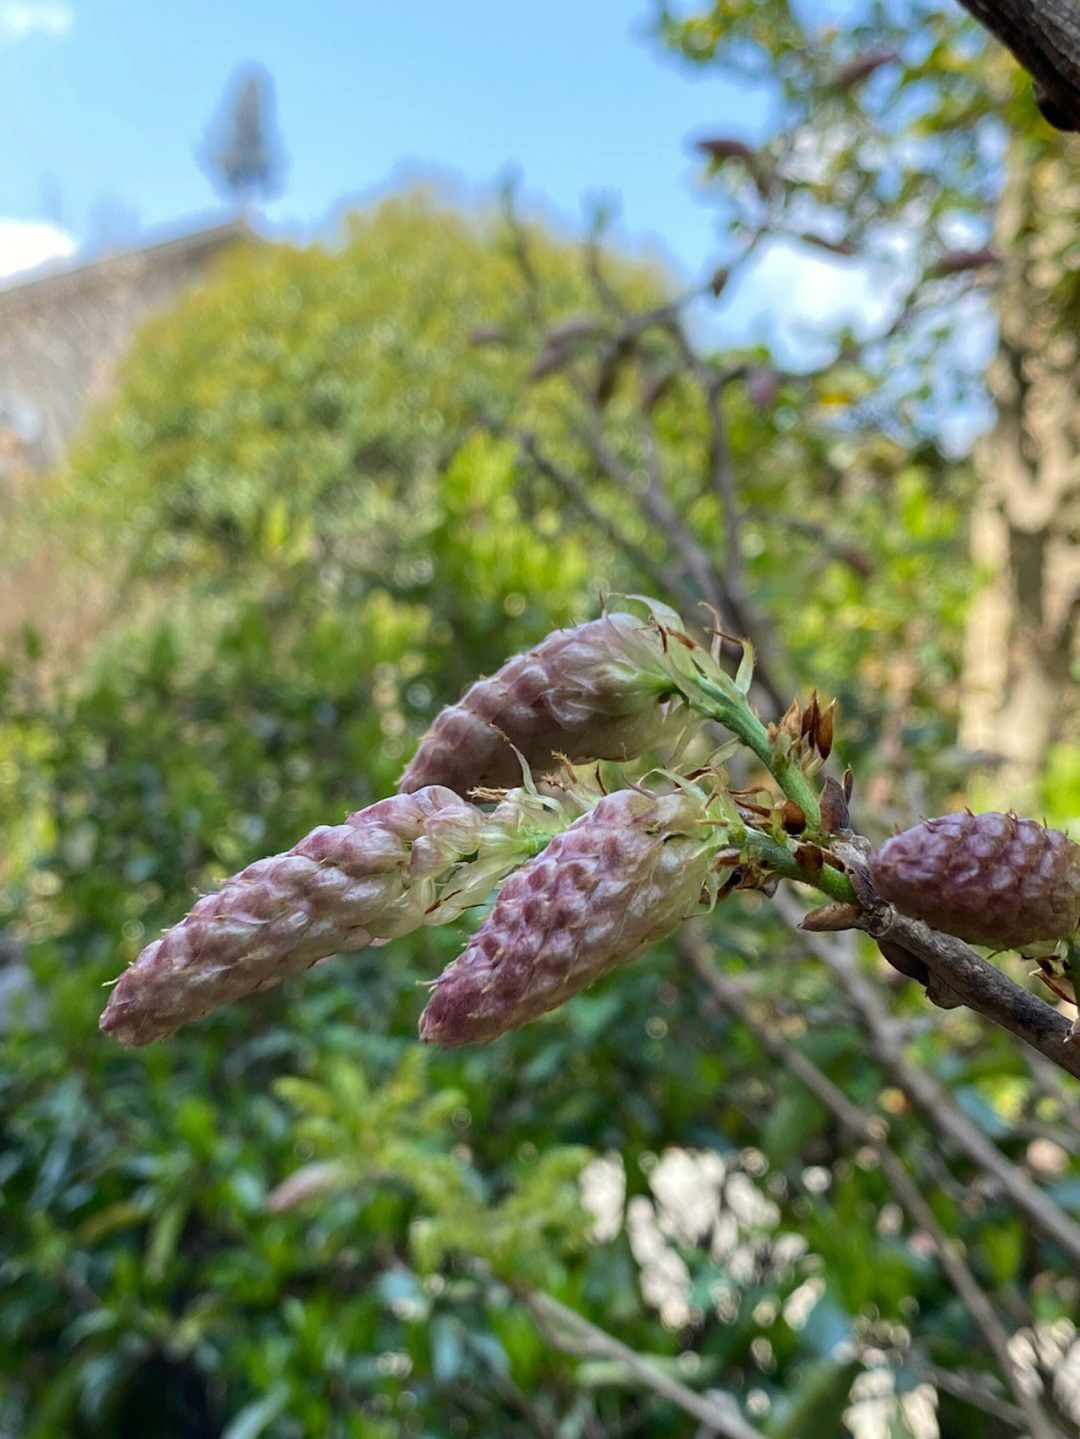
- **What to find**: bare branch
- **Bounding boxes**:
[775,890,1080,1264]
[482,416,696,611]
[682,923,1069,1439]
[919,1360,1029,1428]
[519,1286,767,1439]
[581,425,789,714]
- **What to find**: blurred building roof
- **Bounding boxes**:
[0,216,252,478]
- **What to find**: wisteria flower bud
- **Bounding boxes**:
[870,811,1080,950]
[420,786,719,1045]
[100,787,484,1046]
[399,609,685,796]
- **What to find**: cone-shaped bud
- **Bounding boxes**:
[399,611,683,796]
[870,811,1080,950]
[420,787,717,1045]
[101,787,484,1045]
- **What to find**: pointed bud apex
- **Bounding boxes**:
[816,701,835,760]
[100,787,484,1045]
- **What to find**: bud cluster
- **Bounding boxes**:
[100,596,1080,1051]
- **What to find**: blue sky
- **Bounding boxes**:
[1,0,761,275]
[0,0,923,367]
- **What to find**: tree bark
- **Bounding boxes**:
[955,0,1080,130]
[960,131,1080,803]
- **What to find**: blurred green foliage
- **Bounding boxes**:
[1,161,1078,1439]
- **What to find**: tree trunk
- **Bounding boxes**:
[960,131,1080,806]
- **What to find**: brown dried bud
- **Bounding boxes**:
[800,902,863,932]
[815,701,835,760]
[780,698,803,743]
[100,787,484,1045]
[399,611,681,796]
[709,265,731,298]
[800,692,818,740]
[420,788,716,1045]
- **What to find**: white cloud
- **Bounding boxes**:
[716,235,912,369]
[0,218,77,283]
[0,2,74,41]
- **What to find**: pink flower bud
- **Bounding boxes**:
[420,787,716,1045]
[399,612,682,795]
[870,811,1080,950]
[100,787,483,1045]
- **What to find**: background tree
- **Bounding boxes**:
[198,64,287,211]
[960,133,1080,803]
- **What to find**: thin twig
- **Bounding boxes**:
[918,1360,1028,1428]
[581,425,788,715]
[518,1286,767,1439]
[681,923,1068,1439]
[774,891,1080,1262]
[493,419,695,611]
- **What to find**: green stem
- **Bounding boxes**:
[742,828,858,905]
[686,676,823,832]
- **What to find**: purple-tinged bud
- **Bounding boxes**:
[420,787,717,1045]
[100,787,483,1046]
[870,811,1080,950]
[399,611,683,796]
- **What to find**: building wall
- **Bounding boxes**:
[0,218,250,483]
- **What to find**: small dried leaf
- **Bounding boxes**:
[818,775,850,834]
[696,136,757,163]
[780,698,803,742]
[800,902,863,932]
[830,48,900,90]
[779,800,806,834]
